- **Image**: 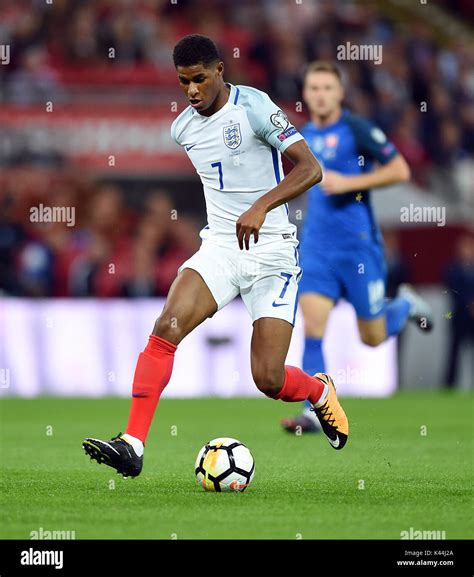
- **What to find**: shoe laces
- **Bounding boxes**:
[312,401,336,428]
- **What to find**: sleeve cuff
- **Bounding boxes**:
[277,133,304,154]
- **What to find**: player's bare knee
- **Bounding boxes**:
[252,366,285,397]
[360,332,385,347]
[302,312,323,336]
[304,323,324,339]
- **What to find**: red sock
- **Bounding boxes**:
[125,335,177,444]
[272,365,325,404]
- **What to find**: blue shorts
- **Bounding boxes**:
[298,244,387,320]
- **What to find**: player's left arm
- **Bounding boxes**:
[236,91,322,250]
[237,140,321,249]
[323,154,410,195]
[322,119,411,195]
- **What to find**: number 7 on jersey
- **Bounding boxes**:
[211,161,224,190]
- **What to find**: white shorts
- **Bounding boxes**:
[178,236,302,325]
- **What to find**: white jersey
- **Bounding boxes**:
[171,83,304,245]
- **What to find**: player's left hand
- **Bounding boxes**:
[236,206,266,250]
[321,170,352,194]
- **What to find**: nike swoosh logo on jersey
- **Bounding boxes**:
[272,301,288,307]
[185,144,196,151]
[328,435,340,448]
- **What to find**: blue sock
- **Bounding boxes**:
[302,337,325,411]
[385,297,411,337]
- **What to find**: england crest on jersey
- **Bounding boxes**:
[223,123,242,149]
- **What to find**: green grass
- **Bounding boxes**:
[0,393,472,540]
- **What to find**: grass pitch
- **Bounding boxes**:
[0,392,472,540]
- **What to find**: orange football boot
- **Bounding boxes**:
[311,373,349,450]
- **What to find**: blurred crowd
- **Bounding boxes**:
[1,0,473,182]
[0,170,200,297]
[0,0,473,300]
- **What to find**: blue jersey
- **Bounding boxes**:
[300,109,398,253]
[298,110,399,318]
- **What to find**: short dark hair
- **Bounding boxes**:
[173,34,220,68]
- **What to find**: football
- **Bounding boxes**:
[195,437,255,492]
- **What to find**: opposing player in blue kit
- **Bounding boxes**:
[282,61,434,433]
